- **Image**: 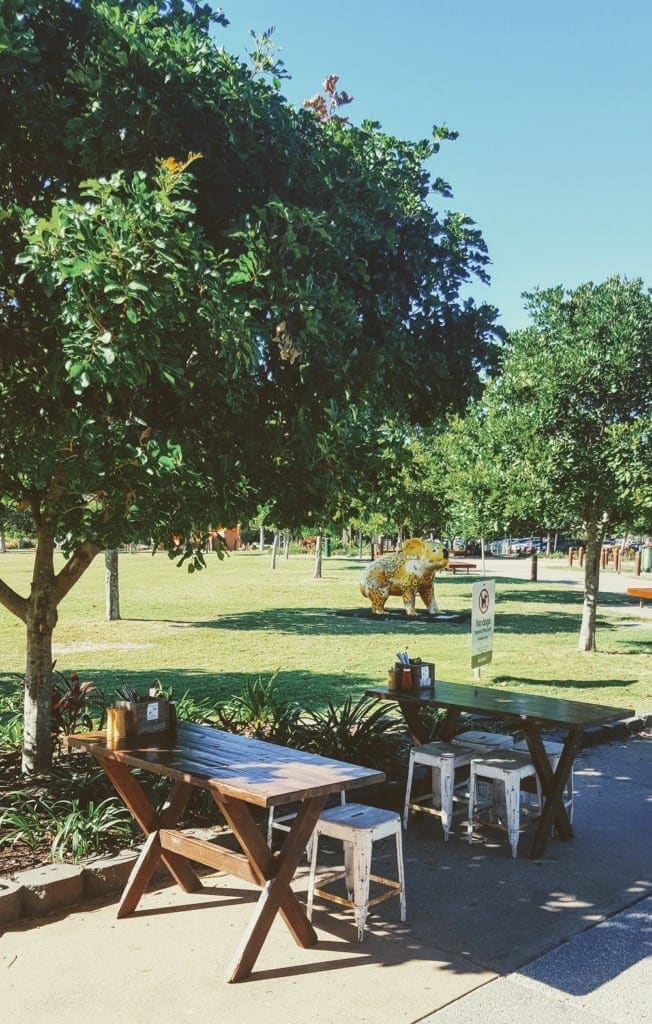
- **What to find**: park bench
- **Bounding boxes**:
[446,560,477,575]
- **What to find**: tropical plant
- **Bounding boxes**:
[215,674,303,745]
[296,696,405,773]
[0,794,57,851]
[51,666,107,737]
[0,677,24,754]
[50,798,135,863]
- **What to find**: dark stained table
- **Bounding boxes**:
[67,720,383,982]
[367,681,634,858]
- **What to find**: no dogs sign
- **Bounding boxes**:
[471,579,495,669]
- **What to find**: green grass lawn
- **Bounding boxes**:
[0,550,649,712]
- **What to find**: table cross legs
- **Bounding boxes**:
[95,752,328,982]
[521,724,581,858]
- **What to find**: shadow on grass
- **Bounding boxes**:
[120,594,647,649]
[491,674,639,693]
[123,606,472,637]
[0,668,397,710]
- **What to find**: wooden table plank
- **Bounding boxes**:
[68,723,383,806]
[366,682,634,730]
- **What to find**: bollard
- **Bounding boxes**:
[601,547,607,570]
[568,547,574,567]
[530,552,538,581]
[614,548,620,574]
[635,550,641,576]
[578,546,584,567]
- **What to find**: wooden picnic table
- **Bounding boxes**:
[366,681,634,859]
[66,721,383,982]
[627,586,652,607]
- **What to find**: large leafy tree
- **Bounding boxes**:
[0,0,500,769]
[479,277,652,650]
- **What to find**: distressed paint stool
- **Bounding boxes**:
[403,740,482,839]
[306,803,406,941]
[467,748,539,857]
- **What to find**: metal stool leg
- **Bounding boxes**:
[352,834,373,941]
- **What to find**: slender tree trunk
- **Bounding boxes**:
[283,529,290,560]
[270,531,279,569]
[23,534,59,772]
[105,549,121,620]
[0,527,5,553]
[15,534,100,772]
[579,518,606,652]
[313,533,323,579]
[480,536,486,575]
[358,530,363,559]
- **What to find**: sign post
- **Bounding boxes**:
[471,579,495,676]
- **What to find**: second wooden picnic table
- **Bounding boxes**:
[366,680,634,859]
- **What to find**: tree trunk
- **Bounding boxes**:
[358,530,363,559]
[283,529,290,560]
[578,519,606,652]
[313,534,323,579]
[105,549,121,620]
[0,527,5,553]
[22,534,59,772]
[14,534,100,773]
[270,531,279,569]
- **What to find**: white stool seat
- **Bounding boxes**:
[268,791,346,861]
[403,740,483,839]
[306,803,406,941]
[468,749,538,857]
[513,739,573,822]
[453,730,514,749]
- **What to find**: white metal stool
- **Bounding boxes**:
[467,749,539,857]
[306,803,407,941]
[453,730,515,811]
[268,791,346,860]
[513,739,574,822]
[403,740,482,839]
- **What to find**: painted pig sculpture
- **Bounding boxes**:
[359,538,449,616]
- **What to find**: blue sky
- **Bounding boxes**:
[215,1,651,333]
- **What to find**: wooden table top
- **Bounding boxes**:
[366,681,634,730]
[66,720,384,808]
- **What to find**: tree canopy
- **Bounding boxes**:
[459,276,652,649]
[0,0,499,768]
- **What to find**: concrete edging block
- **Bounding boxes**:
[81,849,139,899]
[18,862,85,917]
[0,879,24,925]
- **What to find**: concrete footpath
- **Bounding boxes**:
[1,735,650,1024]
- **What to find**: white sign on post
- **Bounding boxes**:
[471,578,495,669]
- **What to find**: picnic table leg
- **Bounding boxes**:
[214,792,327,983]
[96,757,202,912]
[522,725,581,858]
[399,701,461,744]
